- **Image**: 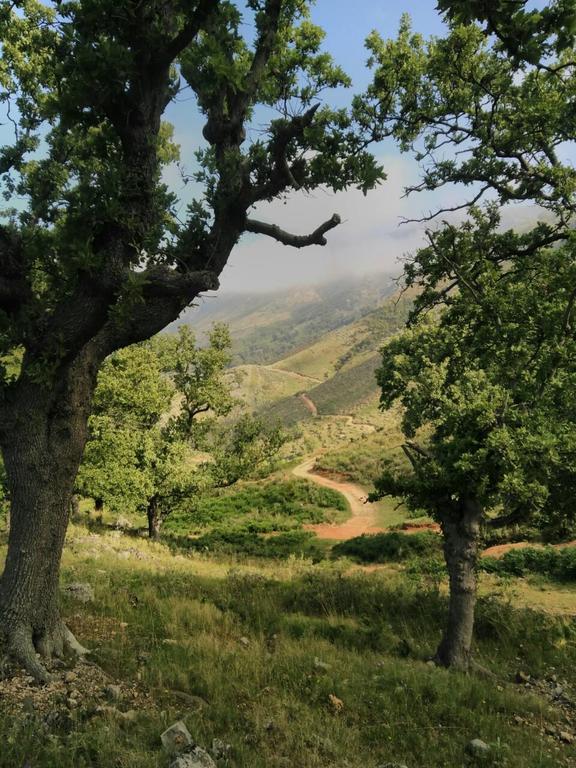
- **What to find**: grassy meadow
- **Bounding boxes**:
[1,493,576,767]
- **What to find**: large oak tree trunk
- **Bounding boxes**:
[0,350,99,680]
[435,499,483,671]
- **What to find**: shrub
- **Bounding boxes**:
[480,546,576,581]
[177,529,326,562]
[332,531,442,563]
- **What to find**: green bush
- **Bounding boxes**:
[481,546,576,581]
[175,529,326,561]
[165,479,347,536]
[332,531,442,563]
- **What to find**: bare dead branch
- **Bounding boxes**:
[245,213,341,248]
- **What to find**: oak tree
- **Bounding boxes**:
[0,0,381,679]
[363,1,576,668]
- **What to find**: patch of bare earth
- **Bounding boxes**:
[0,657,153,722]
[293,457,384,541]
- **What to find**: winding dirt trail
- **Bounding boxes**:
[293,457,385,540]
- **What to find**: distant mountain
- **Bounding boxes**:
[167,272,400,366]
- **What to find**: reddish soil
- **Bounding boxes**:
[294,456,576,558]
[293,458,385,541]
[299,393,318,417]
[482,540,576,559]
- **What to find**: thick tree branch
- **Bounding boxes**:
[230,0,283,120]
[158,0,219,67]
[245,213,341,248]
[249,103,321,203]
[141,266,219,297]
[485,510,524,529]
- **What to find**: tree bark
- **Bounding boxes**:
[147,496,162,540]
[435,499,483,671]
[0,350,98,681]
[94,497,104,513]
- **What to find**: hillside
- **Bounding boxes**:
[167,272,399,366]
[256,292,413,426]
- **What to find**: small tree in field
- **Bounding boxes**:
[0,0,381,679]
[78,324,285,539]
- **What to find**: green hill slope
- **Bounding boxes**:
[257,293,413,426]
[168,272,399,366]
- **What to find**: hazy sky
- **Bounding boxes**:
[166,1,453,292]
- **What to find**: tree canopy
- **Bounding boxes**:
[78,325,285,537]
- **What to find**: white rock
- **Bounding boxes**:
[466,739,491,757]
[161,721,193,755]
[170,747,217,768]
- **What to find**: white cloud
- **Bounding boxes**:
[218,153,465,292]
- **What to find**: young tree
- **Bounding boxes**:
[0,1,382,678]
[359,1,576,669]
[372,209,576,670]
[78,325,285,540]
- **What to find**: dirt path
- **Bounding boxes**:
[299,393,318,417]
[293,458,384,540]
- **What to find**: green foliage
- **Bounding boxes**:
[165,478,347,536]
[179,529,326,561]
[372,210,576,534]
[0,0,383,400]
[481,547,576,581]
[208,414,286,487]
[332,531,442,564]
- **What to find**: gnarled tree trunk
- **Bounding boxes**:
[0,350,99,681]
[435,498,483,671]
[147,495,162,540]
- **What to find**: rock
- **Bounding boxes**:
[211,738,232,759]
[515,671,530,684]
[559,731,574,744]
[64,672,78,683]
[466,739,491,758]
[120,709,138,725]
[170,747,217,768]
[377,763,409,768]
[161,721,193,755]
[115,516,132,531]
[238,636,250,647]
[63,582,94,603]
[314,657,331,672]
[104,684,122,702]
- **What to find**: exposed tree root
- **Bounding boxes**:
[5,621,89,684]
